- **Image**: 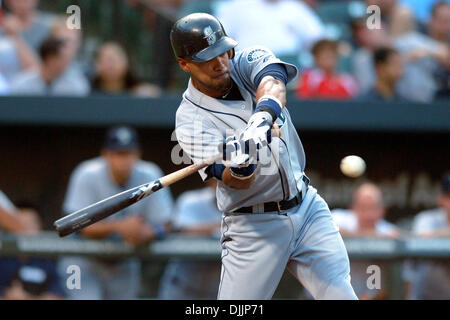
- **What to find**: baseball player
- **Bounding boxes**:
[59,126,174,299]
[171,13,357,300]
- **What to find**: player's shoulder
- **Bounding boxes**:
[71,157,106,179]
[233,45,275,65]
[176,97,200,121]
[175,96,217,132]
[134,160,164,178]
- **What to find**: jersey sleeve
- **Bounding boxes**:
[175,107,224,181]
[233,45,299,90]
[62,166,98,215]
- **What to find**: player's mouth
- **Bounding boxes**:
[213,71,229,79]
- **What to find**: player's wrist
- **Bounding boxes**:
[255,95,282,121]
[230,164,256,179]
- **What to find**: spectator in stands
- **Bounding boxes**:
[296,39,358,100]
[58,126,174,299]
[91,42,161,97]
[48,18,90,96]
[401,0,449,27]
[1,258,64,300]
[332,183,400,299]
[406,172,450,300]
[9,36,88,96]
[0,190,40,234]
[426,1,450,44]
[393,1,450,101]
[349,18,391,94]
[214,0,325,61]
[158,179,222,299]
[0,191,64,300]
[357,47,405,101]
[0,14,41,83]
[1,0,54,51]
[366,0,415,37]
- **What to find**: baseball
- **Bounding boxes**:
[340,155,366,178]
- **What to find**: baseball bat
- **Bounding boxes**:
[54,155,222,237]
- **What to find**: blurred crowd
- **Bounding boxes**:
[0,0,448,102]
[0,125,449,300]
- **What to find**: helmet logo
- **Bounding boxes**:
[204,26,216,45]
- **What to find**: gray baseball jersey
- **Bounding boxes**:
[60,157,174,300]
[175,46,357,299]
[176,46,307,213]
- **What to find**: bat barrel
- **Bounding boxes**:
[54,181,159,237]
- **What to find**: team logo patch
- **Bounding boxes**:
[204,26,216,45]
[247,48,267,63]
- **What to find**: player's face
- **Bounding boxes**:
[103,150,140,184]
[178,52,232,98]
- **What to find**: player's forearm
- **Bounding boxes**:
[255,76,286,108]
[80,220,120,239]
[0,208,28,233]
[222,167,255,189]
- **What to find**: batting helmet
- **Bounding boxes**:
[170,13,238,62]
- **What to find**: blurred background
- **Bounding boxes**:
[0,0,449,300]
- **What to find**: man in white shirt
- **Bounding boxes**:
[10,37,89,96]
[406,172,450,300]
[59,126,174,299]
[332,183,399,299]
[215,0,325,57]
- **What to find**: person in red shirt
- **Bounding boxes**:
[296,39,359,100]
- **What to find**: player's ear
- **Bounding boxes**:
[227,49,234,59]
[177,57,190,73]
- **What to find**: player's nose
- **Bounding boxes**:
[211,53,228,72]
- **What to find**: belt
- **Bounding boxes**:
[230,174,310,215]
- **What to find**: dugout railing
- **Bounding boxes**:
[0,232,449,299]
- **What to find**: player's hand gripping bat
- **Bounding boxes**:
[54,154,222,237]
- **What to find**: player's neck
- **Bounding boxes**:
[109,170,129,187]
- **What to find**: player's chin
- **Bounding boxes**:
[212,74,231,90]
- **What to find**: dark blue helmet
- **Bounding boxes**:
[170,13,237,62]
